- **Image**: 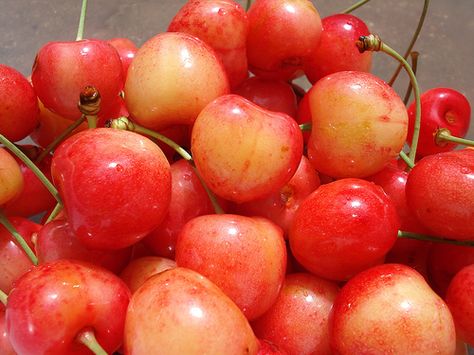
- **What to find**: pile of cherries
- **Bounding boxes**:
[0,0,473,354]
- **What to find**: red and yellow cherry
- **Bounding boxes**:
[35,218,132,274]
[304,14,372,84]
[50,128,171,250]
[330,263,456,354]
[31,39,124,120]
[445,264,474,346]
[0,310,15,355]
[124,32,230,131]
[0,216,39,293]
[0,64,39,142]
[307,71,408,178]
[168,0,249,88]
[175,214,287,320]
[289,178,400,281]
[231,155,320,236]
[143,159,216,259]
[251,273,339,355]
[407,87,471,157]
[191,94,303,203]
[406,148,474,240]
[233,76,298,117]
[124,267,259,354]
[2,147,56,218]
[119,256,176,293]
[246,0,322,81]
[6,259,131,355]
[0,148,23,206]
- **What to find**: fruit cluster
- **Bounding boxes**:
[0,0,473,354]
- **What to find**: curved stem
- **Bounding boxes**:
[0,134,62,205]
[0,289,7,306]
[436,128,474,148]
[403,51,419,105]
[398,150,414,169]
[299,122,312,132]
[76,0,88,41]
[107,117,224,214]
[398,230,474,247]
[45,203,63,224]
[388,0,430,86]
[0,212,38,265]
[341,0,371,14]
[76,329,107,355]
[36,115,86,164]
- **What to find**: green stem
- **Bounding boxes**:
[0,289,8,306]
[0,212,38,265]
[398,230,474,247]
[76,329,107,355]
[403,51,419,105]
[36,115,86,164]
[299,122,312,132]
[398,150,414,169]
[341,0,371,14]
[45,203,64,224]
[76,0,88,41]
[246,0,252,11]
[436,128,474,148]
[0,134,62,205]
[388,0,430,86]
[107,117,224,214]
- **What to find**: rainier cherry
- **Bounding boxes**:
[191,94,303,203]
[0,148,23,206]
[51,128,171,250]
[307,71,408,178]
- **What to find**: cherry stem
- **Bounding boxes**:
[398,150,414,169]
[78,86,100,129]
[107,117,225,215]
[0,134,62,205]
[76,329,107,355]
[299,123,312,132]
[398,230,474,247]
[45,203,63,224]
[36,115,86,164]
[341,0,371,14]
[403,51,419,105]
[76,0,88,41]
[0,289,7,306]
[356,34,421,166]
[388,0,430,86]
[436,128,474,148]
[246,0,252,11]
[0,212,38,265]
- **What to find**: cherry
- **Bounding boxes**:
[407,87,471,157]
[6,259,131,354]
[304,14,372,84]
[251,273,339,355]
[31,39,124,120]
[307,70,409,178]
[106,37,137,79]
[289,178,400,281]
[124,32,230,131]
[191,94,303,203]
[51,128,172,250]
[445,264,474,346]
[246,0,322,81]
[124,267,259,354]
[405,148,474,240]
[0,64,39,142]
[330,263,456,353]
[168,0,249,88]
[233,76,298,117]
[0,148,23,206]
[0,310,15,355]
[175,214,287,320]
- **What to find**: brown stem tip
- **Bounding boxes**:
[356,34,382,53]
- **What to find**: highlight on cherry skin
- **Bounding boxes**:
[1,0,474,353]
